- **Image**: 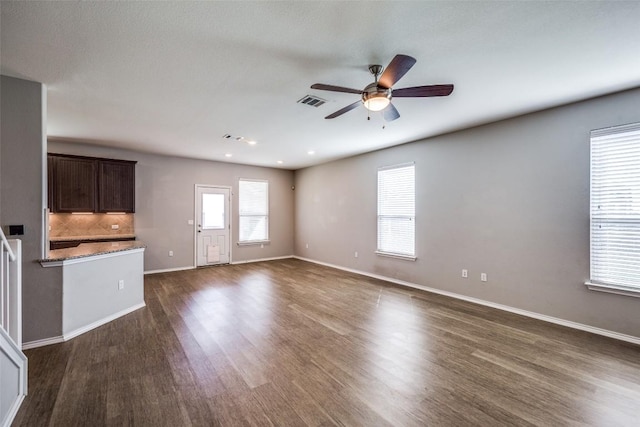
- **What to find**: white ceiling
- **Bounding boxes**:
[2,2,640,170]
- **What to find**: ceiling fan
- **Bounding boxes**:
[310,54,453,121]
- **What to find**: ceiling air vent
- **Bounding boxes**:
[297,95,326,108]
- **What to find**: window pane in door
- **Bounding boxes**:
[202,193,225,229]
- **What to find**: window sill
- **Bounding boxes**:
[237,240,270,247]
[585,281,640,298]
[375,251,416,261]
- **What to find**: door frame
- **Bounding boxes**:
[193,184,232,267]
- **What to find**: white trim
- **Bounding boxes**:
[41,247,145,267]
[22,335,64,350]
[378,161,415,172]
[237,240,270,247]
[144,265,196,275]
[63,302,145,341]
[22,303,146,349]
[591,122,640,138]
[375,251,417,261]
[585,281,640,298]
[294,256,640,346]
[231,255,293,265]
[2,393,25,427]
[0,326,27,388]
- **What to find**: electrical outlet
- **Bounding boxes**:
[305,243,309,249]
[111,224,119,230]
[260,243,264,249]
[168,250,174,257]
[462,269,468,278]
[354,251,358,258]
[481,273,488,282]
[187,219,194,225]
[118,280,124,290]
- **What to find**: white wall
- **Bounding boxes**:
[61,250,144,336]
[48,141,295,271]
[294,87,640,339]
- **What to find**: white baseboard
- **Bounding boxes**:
[22,302,146,350]
[144,266,195,275]
[293,256,640,346]
[231,255,294,265]
[63,302,146,341]
[22,335,64,350]
[144,256,294,273]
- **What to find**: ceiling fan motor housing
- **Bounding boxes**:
[362,82,392,111]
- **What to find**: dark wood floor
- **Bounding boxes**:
[14,259,640,426]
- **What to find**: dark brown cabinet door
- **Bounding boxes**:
[98,160,136,212]
[47,156,54,211]
[54,157,97,212]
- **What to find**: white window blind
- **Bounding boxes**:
[590,123,640,292]
[239,179,269,243]
[377,163,415,258]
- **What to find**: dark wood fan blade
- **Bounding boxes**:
[311,84,362,95]
[325,100,362,119]
[383,103,400,121]
[392,84,454,97]
[378,54,416,89]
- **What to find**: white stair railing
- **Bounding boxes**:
[1,230,21,345]
[1,228,26,427]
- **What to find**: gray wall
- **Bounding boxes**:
[294,87,640,338]
[1,75,63,341]
[48,141,295,271]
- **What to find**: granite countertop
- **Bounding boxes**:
[42,240,146,262]
[49,234,136,242]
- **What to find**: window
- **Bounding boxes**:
[201,193,225,229]
[377,163,415,259]
[588,123,640,297]
[238,179,269,243]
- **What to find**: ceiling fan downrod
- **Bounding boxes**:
[369,64,384,82]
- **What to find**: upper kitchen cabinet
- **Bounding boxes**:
[48,154,136,213]
[52,155,97,213]
[98,160,136,212]
[47,155,55,211]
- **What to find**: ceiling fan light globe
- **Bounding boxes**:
[364,96,390,112]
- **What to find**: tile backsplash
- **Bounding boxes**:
[49,213,134,238]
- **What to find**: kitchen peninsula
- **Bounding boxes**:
[40,241,145,342]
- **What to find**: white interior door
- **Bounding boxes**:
[196,186,230,266]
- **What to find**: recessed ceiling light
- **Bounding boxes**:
[247,140,257,146]
[308,150,315,155]
[225,153,232,158]
[277,160,283,164]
